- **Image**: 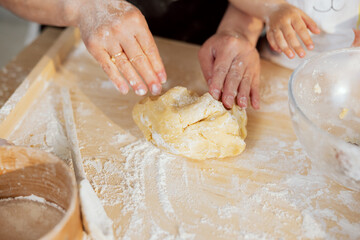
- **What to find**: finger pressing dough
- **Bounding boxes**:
[132,86,247,160]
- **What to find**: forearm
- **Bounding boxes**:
[217,4,263,47]
[229,0,286,21]
[0,0,81,26]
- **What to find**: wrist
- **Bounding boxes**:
[216,30,255,49]
[63,0,85,27]
[262,2,289,23]
[218,5,263,48]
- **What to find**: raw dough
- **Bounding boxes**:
[132,86,247,160]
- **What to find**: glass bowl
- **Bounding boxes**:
[289,48,360,191]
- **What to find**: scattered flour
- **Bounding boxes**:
[2,40,360,240]
[8,85,71,165]
[83,133,360,239]
[314,83,322,94]
[101,80,116,90]
[258,75,289,113]
[302,211,326,238]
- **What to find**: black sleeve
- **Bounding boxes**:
[128,0,228,45]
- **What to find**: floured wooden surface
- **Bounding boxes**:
[5,37,360,239]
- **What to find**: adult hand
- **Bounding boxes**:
[265,3,320,59]
[77,0,166,96]
[198,32,260,109]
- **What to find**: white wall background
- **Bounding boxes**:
[0,7,39,69]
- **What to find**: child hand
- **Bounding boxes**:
[265,3,320,59]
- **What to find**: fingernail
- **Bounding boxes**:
[151,84,161,95]
[158,72,167,84]
[308,44,314,50]
[130,80,136,87]
[112,81,128,94]
[211,89,221,100]
[299,51,305,58]
[239,97,247,108]
[119,85,128,94]
[288,51,295,58]
[135,88,147,96]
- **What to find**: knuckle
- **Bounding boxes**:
[144,45,157,56]
[242,74,252,83]
[213,65,228,76]
[132,54,147,65]
[284,33,294,40]
[222,35,240,49]
[86,36,99,50]
[297,25,307,33]
[302,35,311,41]
[227,36,239,46]
[280,42,290,49]
[275,33,283,41]
[251,79,260,88]
[110,21,122,32]
[209,81,221,90]
[279,44,287,50]
[290,41,301,47]
[101,63,113,75]
[228,66,243,78]
[269,24,279,31]
[279,16,288,23]
[128,9,145,24]
[294,47,302,52]
[223,88,237,98]
[116,58,129,66]
[98,26,112,38]
[301,34,312,42]
[143,75,158,84]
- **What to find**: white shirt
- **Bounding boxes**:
[262,0,360,69]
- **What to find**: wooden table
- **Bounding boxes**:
[1,27,359,239]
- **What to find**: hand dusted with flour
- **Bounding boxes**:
[78,0,166,96]
[0,0,166,96]
[132,87,247,160]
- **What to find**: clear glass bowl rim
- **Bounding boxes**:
[288,47,360,149]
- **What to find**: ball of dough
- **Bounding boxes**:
[132,86,247,160]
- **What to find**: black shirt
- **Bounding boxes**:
[128,0,228,45]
